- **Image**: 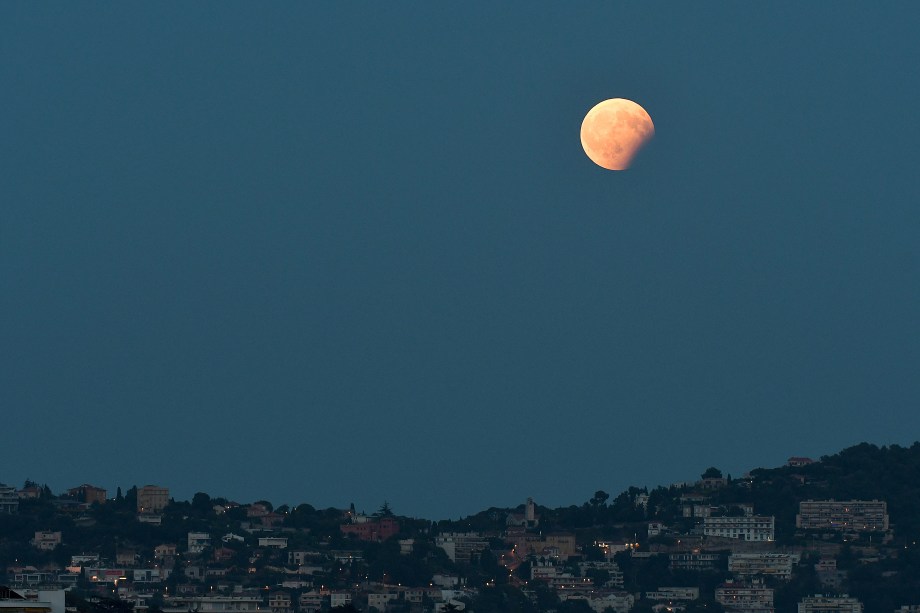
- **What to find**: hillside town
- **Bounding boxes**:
[3,443,920,613]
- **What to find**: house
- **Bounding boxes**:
[260,513,284,528]
[155,544,177,559]
[329,593,352,609]
[268,591,292,613]
[340,517,399,542]
[298,591,325,613]
[0,484,20,514]
[31,532,62,551]
[66,484,107,505]
[115,549,138,567]
[137,485,169,514]
[367,592,400,611]
[245,503,270,518]
[17,486,42,500]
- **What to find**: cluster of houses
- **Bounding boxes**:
[0,469,913,613]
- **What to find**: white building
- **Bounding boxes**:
[715,581,774,612]
[367,592,399,610]
[0,589,64,613]
[162,596,261,613]
[258,537,288,549]
[704,516,774,541]
[187,532,211,554]
[796,500,889,533]
[797,595,863,613]
[435,532,488,563]
[645,588,700,601]
[729,553,800,580]
[0,484,19,514]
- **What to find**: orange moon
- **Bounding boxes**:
[580,98,655,170]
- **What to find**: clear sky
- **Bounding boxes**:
[2,3,919,521]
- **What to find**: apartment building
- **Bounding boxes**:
[704,516,775,541]
[797,595,863,613]
[715,581,774,613]
[729,553,800,580]
[644,588,700,601]
[0,484,19,514]
[436,532,489,563]
[796,500,889,533]
[188,532,211,554]
[669,552,722,571]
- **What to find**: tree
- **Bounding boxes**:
[701,467,723,480]
[590,490,610,507]
[191,492,212,516]
[376,501,394,517]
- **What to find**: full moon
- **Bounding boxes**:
[580,98,655,170]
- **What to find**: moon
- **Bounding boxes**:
[580,98,655,170]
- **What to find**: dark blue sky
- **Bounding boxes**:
[2,3,919,520]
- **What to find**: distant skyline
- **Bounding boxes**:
[3,439,912,520]
[3,3,920,521]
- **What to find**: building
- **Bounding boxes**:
[715,581,774,612]
[704,516,775,541]
[0,485,19,514]
[669,552,722,571]
[506,531,577,559]
[583,592,634,613]
[188,532,211,554]
[31,531,62,551]
[578,561,624,588]
[155,544,177,559]
[0,588,64,613]
[115,549,138,566]
[268,591,292,613]
[729,553,800,580]
[797,595,863,613]
[788,457,815,467]
[644,588,700,601]
[132,568,162,583]
[66,484,107,505]
[340,516,400,542]
[796,500,889,533]
[257,537,288,549]
[506,497,540,528]
[163,596,260,613]
[367,592,400,611]
[329,593,352,609]
[137,485,169,514]
[298,591,325,613]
